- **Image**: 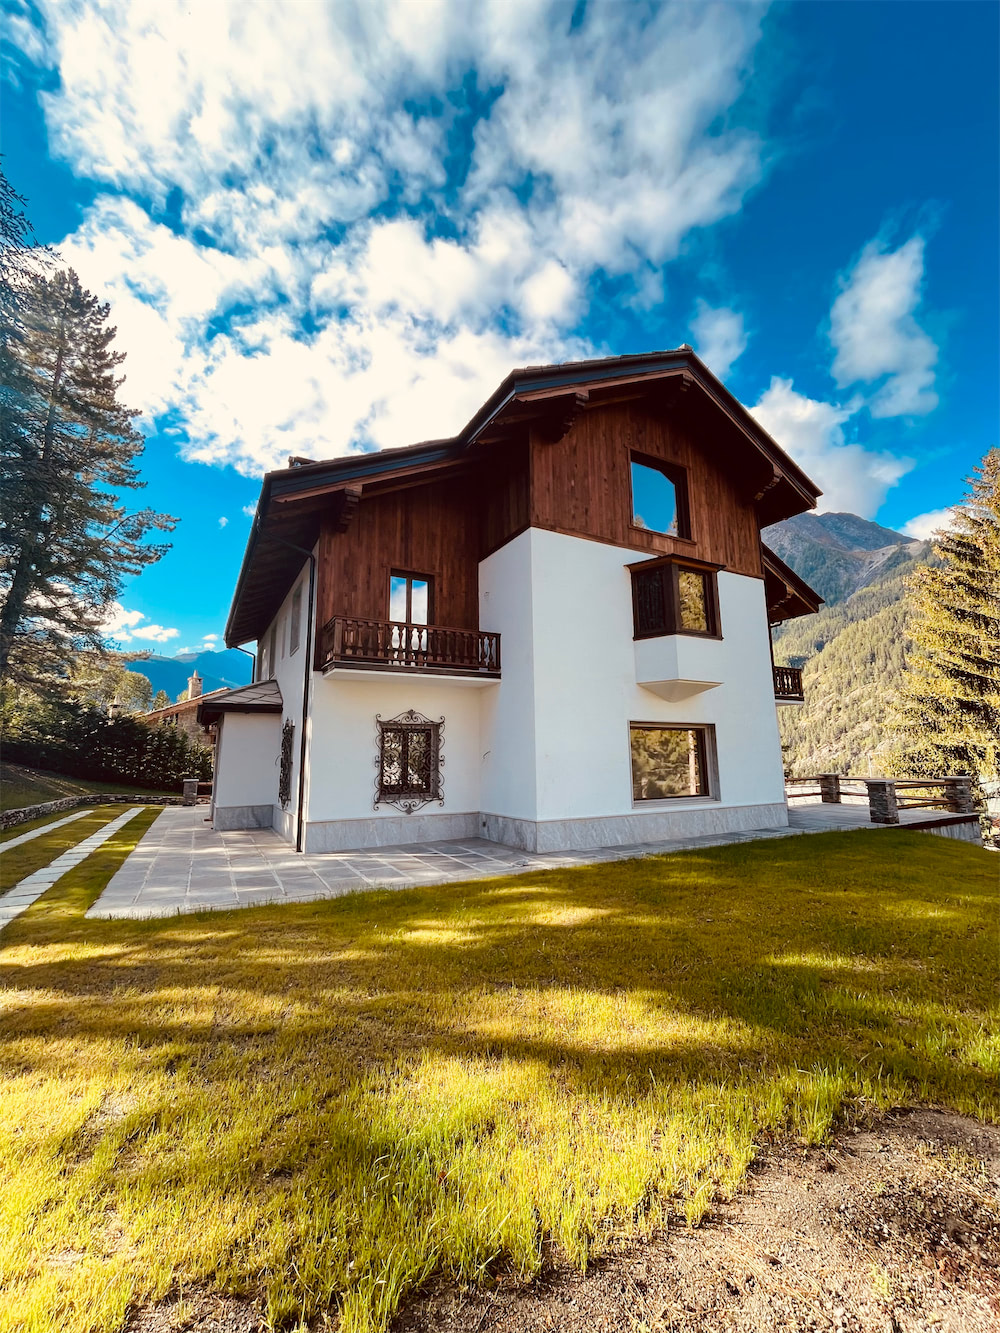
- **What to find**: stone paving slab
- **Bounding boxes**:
[0,808,92,851]
[82,799,955,924]
[0,807,145,931]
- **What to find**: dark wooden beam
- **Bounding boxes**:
[537,389,590,444]
[333,485,362,533]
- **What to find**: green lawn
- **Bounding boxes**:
[0,761,178,813]
[0,826,996,1333]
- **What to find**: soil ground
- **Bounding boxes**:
[124,1108,999,1333]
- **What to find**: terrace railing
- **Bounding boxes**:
[785,773,977,824]
[318,616,501,677]
[773,665,805,701]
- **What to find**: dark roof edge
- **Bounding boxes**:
[761,542,825,609]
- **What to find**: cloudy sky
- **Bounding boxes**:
[4,0,997,652]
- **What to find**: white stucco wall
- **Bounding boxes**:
[478,527,786,824]
[255,557,313,839]
[213,712,282,809]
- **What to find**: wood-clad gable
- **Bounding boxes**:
[528,400,764,578]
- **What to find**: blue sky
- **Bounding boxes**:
[3,0,997,651]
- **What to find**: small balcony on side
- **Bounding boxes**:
[773,664,804,702]
[318,615,501,681]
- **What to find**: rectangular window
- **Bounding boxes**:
[389,572,432,624]
[629,453,690,538]
[630,558,720,639]
[630,725,710,801]
[289,585,302,656]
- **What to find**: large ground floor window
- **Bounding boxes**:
[630,724,712,801]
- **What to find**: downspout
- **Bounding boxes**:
[262,535,316,854]
[232,643,256,681]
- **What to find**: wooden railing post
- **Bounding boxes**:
[865,779,899,825]
[943,776,975,814]
[818,773,841,804]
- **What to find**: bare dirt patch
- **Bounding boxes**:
[394,1109,1000,1333]
[121,1109,999,1333]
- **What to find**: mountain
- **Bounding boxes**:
[131,649,253,703]
[762,511,921,605]
[764,512,934,776]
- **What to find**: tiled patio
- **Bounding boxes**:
[82,798,956,922]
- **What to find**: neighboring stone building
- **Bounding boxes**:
[144,671,225,746]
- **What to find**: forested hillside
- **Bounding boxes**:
[765,513,933,776]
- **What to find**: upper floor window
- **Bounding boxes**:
[289,585,302,656]
[630,557,721,639]
[389,572,432,625]
[630,454,689,538]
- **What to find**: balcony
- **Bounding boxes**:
[773,664,804,702]
[318,616,501,679]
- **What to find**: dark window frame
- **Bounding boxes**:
[628,451,692,540]
[389,570,435,625]
[629,555,722,640]
[629,722,713,803]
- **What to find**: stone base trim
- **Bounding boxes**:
[477,802,790,853]
[212,804,275,831]
[303,811,480,853]
[887,814,983,845]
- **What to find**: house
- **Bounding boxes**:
[200,348,823,854]
[144,671,224,746]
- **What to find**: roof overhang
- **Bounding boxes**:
[762,544,824,623]
[225,349,823,646]
[197,679,283,726]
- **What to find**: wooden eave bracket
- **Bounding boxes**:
[333,485,362,533]
[537,389,590,443]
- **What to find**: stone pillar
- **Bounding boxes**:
[187,670,203,699]
[818,773,841,804]
[943,776,975,814]
[182,778,199,806]
[866,779,899,825]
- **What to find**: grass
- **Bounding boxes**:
[0,761,178,813]
[0,805,141,892]
[0,827,996,1333]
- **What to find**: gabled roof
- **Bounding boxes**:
[196,678,283,726]
[226,348,823,646]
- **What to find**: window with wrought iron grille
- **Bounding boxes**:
[374,709,444,814]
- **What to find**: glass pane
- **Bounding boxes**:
[410,579,429,625]
[630,461,678,535]
[677,570,709,632]
[406,730,430,789]
[381,729,404,790]
[630,727,707,800]
[389,576,408,622]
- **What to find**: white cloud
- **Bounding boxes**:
[689,301,747,379]
[202,633,219,642]
[10,0,773,476]
[131,623,181,643]
[218,516,229,528]
[829,234,938,418]
[100,602,179,644]
[900,506,958,541]
[242,504,256,517]
[751,377,913,518]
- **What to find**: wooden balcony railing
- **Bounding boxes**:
[773,664,804,701]
[318,616,500,676]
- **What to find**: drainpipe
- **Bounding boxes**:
[231,643,257,681]
[261,535,316,854]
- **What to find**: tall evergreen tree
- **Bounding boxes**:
[0,267,176,685]
[888,450,1000,786]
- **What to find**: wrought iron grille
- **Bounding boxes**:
[632,565,669,637]
[374,709,444,814]
[278,718,295,808]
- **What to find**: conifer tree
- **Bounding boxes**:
[152,688,170,710]
[0,267,176,684]
[889,451,1000,786]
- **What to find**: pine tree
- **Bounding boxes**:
[888,450,1000,786]
[152,689,170,710]
[0,268,176,685]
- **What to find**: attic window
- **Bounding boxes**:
[630,455,689,538]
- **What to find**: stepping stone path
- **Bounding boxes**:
[0,807,144,932]
[1,809,91,851]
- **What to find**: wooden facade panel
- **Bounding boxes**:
[478,437,530,558]
[529,401,763,578]
[317,478,481,631]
